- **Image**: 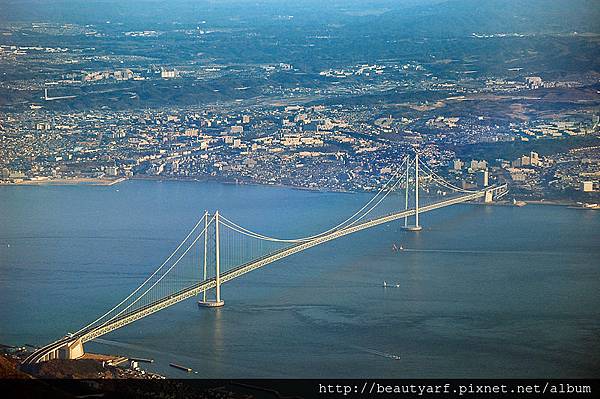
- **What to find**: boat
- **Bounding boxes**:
[512,199,527,207]
[383,281,388,287]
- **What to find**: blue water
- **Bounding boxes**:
[0,180,599,377]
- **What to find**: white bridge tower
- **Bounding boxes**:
[403,152,423,231]
[198,211,224,307]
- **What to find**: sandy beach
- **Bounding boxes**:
[0,177,127,186]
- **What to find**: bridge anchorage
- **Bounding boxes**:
[23,152,508,364]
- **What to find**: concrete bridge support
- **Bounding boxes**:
[484,190,493,203]
[58,338,84,360]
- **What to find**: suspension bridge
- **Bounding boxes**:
[24,153,507,364]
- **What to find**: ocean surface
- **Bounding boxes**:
[0,180,599,378]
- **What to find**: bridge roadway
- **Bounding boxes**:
[24,185,507,364]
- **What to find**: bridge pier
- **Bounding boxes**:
[484,190,493,203]
[197,300,224,308]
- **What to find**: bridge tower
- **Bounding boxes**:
[403,152,422,231]
[403,154,410,228]
[202,211,208,302]
[198,211,224,308]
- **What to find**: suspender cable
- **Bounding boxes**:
[74,211,209,335]
[80,214,216,334]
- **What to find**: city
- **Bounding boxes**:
[0,0,599,396]
[2,73,599,203]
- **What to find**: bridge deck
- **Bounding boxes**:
[25,185,506,364]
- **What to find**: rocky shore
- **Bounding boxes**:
[1,347,163,380]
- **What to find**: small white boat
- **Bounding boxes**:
[383,281,388,287]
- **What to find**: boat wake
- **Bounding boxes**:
[401,248,561,256]
[350,345,401,360]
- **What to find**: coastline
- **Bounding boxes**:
[468,199,598,209]
[0,177,127,186]
[1,345,165,379]
[129,175,357,194]
[1,175,595,207]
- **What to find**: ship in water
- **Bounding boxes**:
[512,199,527,207]
[392,243,404,252]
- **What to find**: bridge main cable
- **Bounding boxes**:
[75,212,216,335]
[27,183,507,363]
[218,156,411,243]
[417,157,479,193]
[76,157,410,336]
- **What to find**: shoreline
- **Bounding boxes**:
[129,175,357,194]
[1,175,595,207]
[1,345,165,379]
[0,177,127,186]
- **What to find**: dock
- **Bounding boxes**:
[169,363,192,372]
[130,357,154,363]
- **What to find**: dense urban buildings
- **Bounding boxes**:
[2,0,600,388]
[2,3,599,202]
